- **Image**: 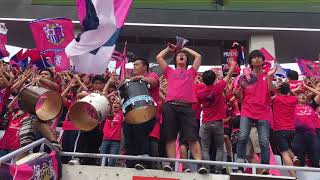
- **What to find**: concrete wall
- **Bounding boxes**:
[62,165,229,180]
[250,35,275,58]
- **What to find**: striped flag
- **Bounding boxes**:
[9,49,29,69]
[66,0,133,74]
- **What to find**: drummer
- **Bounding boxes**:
[123,57,160,170]
[74,75,106,165]
[17,68,61,154]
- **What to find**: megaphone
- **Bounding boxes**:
[175,36,189,52]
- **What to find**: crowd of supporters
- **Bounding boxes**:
[0,47,319,177]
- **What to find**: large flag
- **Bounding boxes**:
[10,49,29,69]
[66,0,133,74]
[0,23,9,59]
[29,18,74,51]
[29,18,74,71]
[296,58,320,79]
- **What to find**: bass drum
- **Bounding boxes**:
[18,86,63,121]
[69,93,111,131]
[119,80,156,125]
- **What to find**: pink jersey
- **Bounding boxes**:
[0,113,28,150]
[241,73,273,121]
[164,66,197,103]
[103,111,123,141]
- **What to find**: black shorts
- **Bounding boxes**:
[224,127,232,137]
[274,130,295,153]
[162,102,199,142]
[179,119,200,146]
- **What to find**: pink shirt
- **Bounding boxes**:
[145,72,160,104]
[241,73,273,121]
[272,95,298,131]
[0,113,27,150]
[295,104,317,135]
[196,80,227,122]
[103,111,123,141]
[193,83,205,119]
[164,66,197,103]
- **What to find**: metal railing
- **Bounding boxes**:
[1,138,320,177]
[0,138,54,164]
[60,152,320,174]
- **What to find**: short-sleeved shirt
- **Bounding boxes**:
[241,73,272,121]
[164,66,197,103]
[272,95,298,131]
[196,80,227,122]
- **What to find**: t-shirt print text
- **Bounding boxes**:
[173,71,188,79]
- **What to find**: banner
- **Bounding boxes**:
[0,151,61,180]
[296,58,320,79]
[29,18,74,51]
[221,41,245,76]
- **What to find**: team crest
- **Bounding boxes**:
[54,55,62,66]
[43,23,65,45]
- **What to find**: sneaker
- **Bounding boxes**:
[183,168,192,173]
[163,165,173,172]
[292,156,301,166]
[198,167,209,174]
[134,164,145,170]
[214,169,222,174]
[68,158,80,165]
[233,167,244,173]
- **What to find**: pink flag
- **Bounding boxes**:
[29,18,74,51]
[119,42,127,81]
[297,58,320,79]
[112,50,123,69]
[260,48,275,72]
[260,47,275,62]
[53,51,70,72]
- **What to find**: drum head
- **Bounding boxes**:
[125,105,157,124]
[69,102,99,131]
[35,91,63,121]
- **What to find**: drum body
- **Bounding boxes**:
[119,80,156,124]
[69,93,111,131]
[18,86,63,121]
